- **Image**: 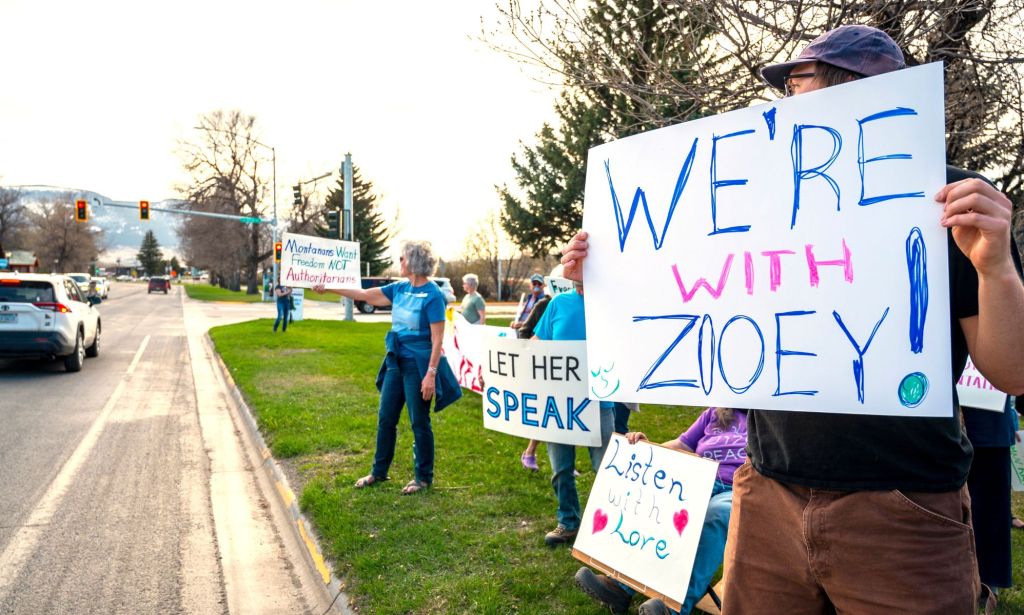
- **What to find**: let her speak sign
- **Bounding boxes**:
[281,231,361,289]
[573,435,718,611]
[582,63,953,417]
[483,336,601,447]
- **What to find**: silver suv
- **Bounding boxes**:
[0,273,102,371]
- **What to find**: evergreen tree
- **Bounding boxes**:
[137,230,163,276]
[319,166,393,275]
[499,0,707,255]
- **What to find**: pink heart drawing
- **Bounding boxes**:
[673,509,689,536]
[592,509,609,534]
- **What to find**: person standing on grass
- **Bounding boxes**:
[313,240,461,495]
[559,25,1024,613]
[273,281,292,333]
[460,273,486,324]
[511,274,547,331]
[532,279,615,547]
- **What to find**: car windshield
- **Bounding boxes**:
[69,275,89,284]
[0,281,55,303]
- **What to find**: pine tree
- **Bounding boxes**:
[319,166,393,275]
[499,0,707,255]
[137,230,163,276]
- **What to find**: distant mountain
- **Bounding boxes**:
[16,188,181,264]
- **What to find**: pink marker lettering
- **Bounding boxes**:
[744,251,754,295]
[805,239,853,287]
[761,250,795,292]
[672,254,735,302]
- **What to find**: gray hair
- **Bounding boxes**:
[462,273,479,289]
[401,240,438,277]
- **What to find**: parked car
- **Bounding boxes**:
[355,277,399,314]
[431,277,457,303]
[67,272,91,293]
[0,273,102,371]
[148,277,171,294]
[91,277,109,299]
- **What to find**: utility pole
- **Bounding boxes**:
[342,153,354,321]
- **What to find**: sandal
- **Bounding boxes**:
[354,474,388,488]
[401,479,429,495]
[521,452,539,472]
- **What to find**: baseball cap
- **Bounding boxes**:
[760,25,905,91]
[530,274,544,284]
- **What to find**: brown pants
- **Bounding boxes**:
[722,463,980,614]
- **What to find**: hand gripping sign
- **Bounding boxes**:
[573,434,718,611]
[582,63,953,417]
[482,336,601,447]
[280,231,361,290]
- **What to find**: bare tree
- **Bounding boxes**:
[177,110,273,293]
[461,210,533,300]
[0,186,26,258]
[490,0,1024,253]
[27,195,104,273]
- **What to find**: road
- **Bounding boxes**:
[0,282,328,614]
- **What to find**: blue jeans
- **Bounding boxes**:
[273,300,288,331]
[612,402,631,434]
[371,357,434,484]
[547,404,614,531]
[619,479,733,614]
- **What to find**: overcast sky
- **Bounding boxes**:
[0,0,558,259]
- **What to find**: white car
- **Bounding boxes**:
[91,276,109,298]
[0,273,102,372]
[431,277,457,303]
[67,272,91,293]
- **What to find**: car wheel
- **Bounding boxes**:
[359,302,375,314]
[85,325,100,358]
[64,330,85,372]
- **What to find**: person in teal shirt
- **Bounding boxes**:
[460,273,486,324]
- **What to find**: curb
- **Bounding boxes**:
[206,332,350,615]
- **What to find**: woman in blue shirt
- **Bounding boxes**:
[314,240,456,494]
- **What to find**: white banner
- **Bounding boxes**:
[957,356,1008,412]
[573,435,718,611]
[443,310,510,393]
[281,232,361,290]
[290,287,304,321]
[582,63,952,417]
[482,336,601,447]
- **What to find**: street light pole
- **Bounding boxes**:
[342,152,354,321]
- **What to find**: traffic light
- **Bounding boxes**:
[292,184,302,206]
[75,200,88,222]
[274,242,283,262]
[327,210,340,239]
[139,200,150,221]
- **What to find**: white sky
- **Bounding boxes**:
[0,0,559,259]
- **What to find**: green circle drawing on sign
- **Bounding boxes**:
[898,372,929,408]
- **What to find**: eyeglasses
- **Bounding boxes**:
[784,72,816,97]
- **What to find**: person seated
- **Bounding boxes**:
[574,407,747,615]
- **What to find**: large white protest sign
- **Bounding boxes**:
[573,434,718,611]
[546,276,574,297]
[443,310,510,393]
[956,356,1008,412]
[483,336,601,446]
[280,232,361,290]
[582,63,952,417]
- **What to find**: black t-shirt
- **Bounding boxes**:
[747,166,988,492]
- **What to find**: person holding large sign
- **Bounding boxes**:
[561,25,1024,614]
[535,279,615,547]
[314,240,461,495]
[575,408,747,615]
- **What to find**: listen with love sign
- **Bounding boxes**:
[572,434,718,610]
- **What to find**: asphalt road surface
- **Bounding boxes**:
[0,282,323,614]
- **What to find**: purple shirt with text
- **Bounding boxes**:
[679,408,748,485]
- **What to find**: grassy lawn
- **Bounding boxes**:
[209,319,1024,614]
[184,283,350,303]
[184,284,265,302]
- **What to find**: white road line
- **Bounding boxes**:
[0,334,151,599]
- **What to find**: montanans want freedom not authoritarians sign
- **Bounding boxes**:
[280,232,361,290]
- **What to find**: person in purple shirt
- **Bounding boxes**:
[575,407,748,615]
